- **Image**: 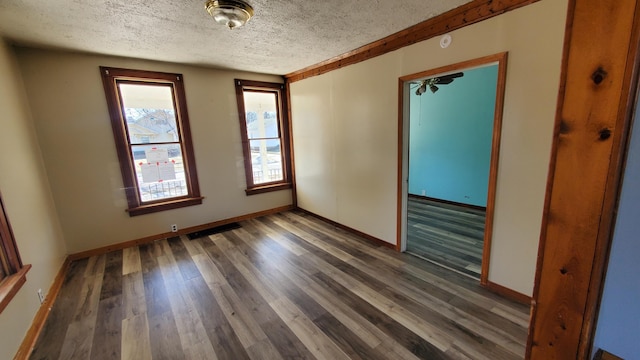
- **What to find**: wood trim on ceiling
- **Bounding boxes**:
[285,0,540,83]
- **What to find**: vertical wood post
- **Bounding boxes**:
[527,0,640,359]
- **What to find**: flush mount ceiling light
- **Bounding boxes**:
[205,0,254,30]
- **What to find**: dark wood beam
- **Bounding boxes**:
[527,0,640,359]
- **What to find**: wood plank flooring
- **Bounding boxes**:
[30,210,528,360]
[407,197,486,278]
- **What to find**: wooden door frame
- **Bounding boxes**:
[286,0,640,357]
[396,52,508,286]
[527,0,640,358]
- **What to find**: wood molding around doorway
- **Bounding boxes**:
[526,0,640,359]
[397,52,508,290]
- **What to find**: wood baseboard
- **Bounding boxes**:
[484,280,531,305]
[15,205,295,358]
[13,205,526,359]
[295,207,396,250]
[68,205,295,260]
[14,258,71,360]
[295,207,529,306]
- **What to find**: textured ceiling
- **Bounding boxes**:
[0,0,471,75]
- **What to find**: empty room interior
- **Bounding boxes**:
[0,1,638,359]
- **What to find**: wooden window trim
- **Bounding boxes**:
[0,192,31,314]
[234,79,292,195]
[0,265,31,314]
[100,67,202,216]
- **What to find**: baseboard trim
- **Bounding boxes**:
[15,205,294,358]
[14,257,71,360]
[408,194,487,212]
[288,208,530,307]
[13,204,525,359]
[295,207,396,250]
[69,205,294,260]
[484,280,531,305]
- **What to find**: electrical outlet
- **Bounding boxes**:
[421,190,426,196]
[37,289,44,304]
[171,224,178,232]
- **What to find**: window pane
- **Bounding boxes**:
[119,84,179,144]
[234,80,291,194]
[250,139,283,184]
[131,143,187,202]
[243,91,279,140]
[102,68,202,215]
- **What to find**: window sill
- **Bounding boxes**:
[127,196,204,216]
[245,182,292,195]
[0,264,32,314]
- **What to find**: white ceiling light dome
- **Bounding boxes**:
[205,0,255,30]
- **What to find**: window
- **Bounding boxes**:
[235,80,292,195]
[101,67,202,216]
[0,192,31,314]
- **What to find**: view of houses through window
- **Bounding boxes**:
[119,83,188,202]
[101,67,202,216]
[244,91,284,184]
[235,79,292,194]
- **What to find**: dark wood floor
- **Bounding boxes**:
[30,210,528,360]
[407,197,486,278]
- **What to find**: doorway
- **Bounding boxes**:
[397,53,508,284]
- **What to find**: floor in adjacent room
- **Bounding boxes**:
[30,210,527,360]
[406,197,486,279]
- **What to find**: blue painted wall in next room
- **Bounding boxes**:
[592,100,640,359]
[408,64,498,207]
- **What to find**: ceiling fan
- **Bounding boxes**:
[412,72,464,95]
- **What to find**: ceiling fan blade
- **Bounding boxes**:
[446,72,464,79]
[432,72,464,85]
[436,78,455,84]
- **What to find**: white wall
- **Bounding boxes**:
[0,39,68,360]
[15,48,292,254]
[289,0,568,296]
